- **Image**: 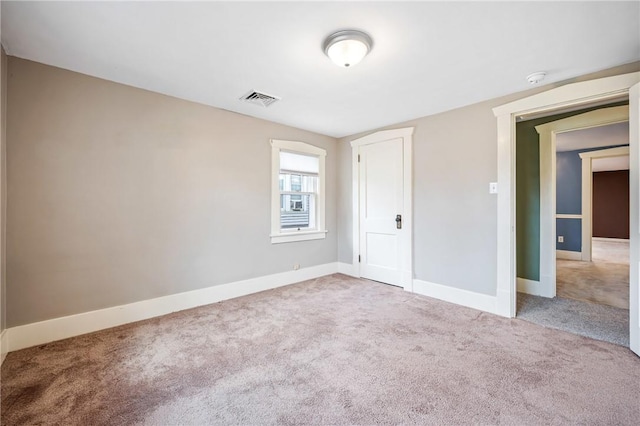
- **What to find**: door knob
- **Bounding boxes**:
[395,214,402,229]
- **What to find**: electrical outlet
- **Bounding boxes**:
[293,264,300,270]
[558,236,564,243]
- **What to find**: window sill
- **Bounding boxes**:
[270,230,328,244]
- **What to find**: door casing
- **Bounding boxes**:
[351,127,414,291]
[535,106,629,298]
[493,72,640,327]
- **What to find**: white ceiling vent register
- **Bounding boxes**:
[240,90,280,107]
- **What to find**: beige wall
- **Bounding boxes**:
[5,53,640,328]
[338,61,640,296]
[6,58,338,327]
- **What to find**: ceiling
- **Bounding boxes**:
[2,1,639,138]
[557,121,629,172]
[556,122,629,152]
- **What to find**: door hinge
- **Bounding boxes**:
[358,154,360,162]
[358,255,361,263]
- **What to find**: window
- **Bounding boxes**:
[271,139,327,244]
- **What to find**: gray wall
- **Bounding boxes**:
[5,55,640,327]
[338,101,503,295]
[337,62,640,296]
[6,58,338,327]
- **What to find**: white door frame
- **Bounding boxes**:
[629,83,639,355]
[351,127,414,291]
[579,145,630,258]
[492,71,640,318]
[535,106,629,298]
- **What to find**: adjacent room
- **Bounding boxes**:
[515,106,633,346]
[1,2,639,424]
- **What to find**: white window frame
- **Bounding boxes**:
[270,139,327,244]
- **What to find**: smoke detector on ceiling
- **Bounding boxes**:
[526,72,546,85]
[240,90,281,108]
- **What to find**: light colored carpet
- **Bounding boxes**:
[557,239,629,309]
[517,293,629,346]
[2,274,640,425]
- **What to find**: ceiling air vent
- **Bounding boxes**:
[240,90,280,108]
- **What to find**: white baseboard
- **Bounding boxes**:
[4,264,520,353]
[337,262,358,277]
[495,287,512,317]
[5,262,339,353]
[1,329,7,365]
[517,277,545,296]
[557,250,582,260]
[592,237,630,243]
[412,279,498,315]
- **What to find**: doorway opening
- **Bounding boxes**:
[493,73,639,356]
[516,108,631,346]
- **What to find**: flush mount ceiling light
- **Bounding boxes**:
[323,30,373,68]
[526,71,547,85]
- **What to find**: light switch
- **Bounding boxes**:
[489,182,498,194]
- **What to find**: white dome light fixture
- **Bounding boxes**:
[323,30,373,68]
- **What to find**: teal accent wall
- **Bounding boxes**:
[516,121,540,280]
[515,101,628,281]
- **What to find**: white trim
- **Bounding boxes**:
[4,262,339,353]
[270,230,327,244]
[556,250,582,261]
[537,119,558,299]
[413,279,498,315]
[593,237,629,242]
[350,142,360,271]
[349,127,415,148]
[516,278,545,296]
[337,262,358,277]
[493,73,639,117]
[0,330,7,364]
[270,139,327,244]
[629,82,639,356]
[536,106,629,297]
[578,145,630,159]
[493,71,640,318]
[350,127,414,291]
[556,214,582,219]
[580,146,630,261]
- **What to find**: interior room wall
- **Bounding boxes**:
[340,99,501,295]
[338,62,640,296]
[593,170,630,239]
[556,148,586,253]
[5,55,640,328]
[555,145,628,252]
[6,57,338,327]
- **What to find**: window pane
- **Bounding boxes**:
[279,173,317,192]
[291,174,301,192]
[280,194,315,229]
[301,175,317,192]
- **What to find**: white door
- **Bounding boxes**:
[630,82,639,356]
[358,137,404,286]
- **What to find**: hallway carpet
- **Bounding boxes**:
[557,239,629,309]
[2,274,639,425]
[517,293,629,346]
